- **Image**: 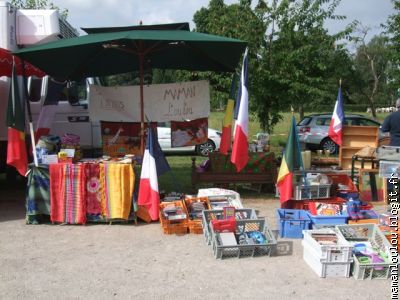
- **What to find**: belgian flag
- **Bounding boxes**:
[276,116,303,203]
[6,64,28,176]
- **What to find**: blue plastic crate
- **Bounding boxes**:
[277,209,311,238]
[307,211,348,225]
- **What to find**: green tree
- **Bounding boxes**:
[386,0,400,90]
[193,0,355,132]
[351,28,392,118]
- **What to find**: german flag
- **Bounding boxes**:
[276,116,303,203]
[6,64,28,176]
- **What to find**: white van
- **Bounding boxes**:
[0,1,94,177]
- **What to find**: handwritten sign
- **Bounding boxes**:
[89,81,210,122]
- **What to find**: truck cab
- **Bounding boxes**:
[0,1,96,176]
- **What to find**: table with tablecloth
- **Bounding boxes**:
[25,162,135,224]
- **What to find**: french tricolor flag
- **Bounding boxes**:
[328,85,345,146]
[138,126,170,221]
[231,48,249,172]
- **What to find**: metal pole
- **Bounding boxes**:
[139,49,145,157]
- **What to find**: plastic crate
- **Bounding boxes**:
[159,201,188,235]
[348,210,379,224]
[202,209,258,245]
[277,209,311,238]
[379,160,400,178]
[302,240,352,278]
[294,183,332,200]
[307,211,348,226]
[183,197,210,235]
[302,229,353,263]
[210,219,277,259]
[336,224,394,280]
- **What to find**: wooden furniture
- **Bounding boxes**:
[358,168,384,203]
[191,152,277,193]
[339,125,379,170]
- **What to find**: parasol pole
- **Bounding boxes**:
[139,47,145,157]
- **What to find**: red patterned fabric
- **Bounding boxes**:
[84,163,102,215]
[50,163,86,224]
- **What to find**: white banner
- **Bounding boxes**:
[89,80,210,122]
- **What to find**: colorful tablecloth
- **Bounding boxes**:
[25,165,51,224]
[209,152,275,173]
[100,163,135,220]
[26,162,135,224]
[50,163,87,224]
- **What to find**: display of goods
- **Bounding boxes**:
[183,197,210,234]
[294,183,332,200]
[348,210,379,224]
[277,209,311,239]
[159,201,188,235]
[210,219,277,259]
[202,209,258,245]
[336,224,394,280]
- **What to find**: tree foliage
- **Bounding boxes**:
[193,0,356,132]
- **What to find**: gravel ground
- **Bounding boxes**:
[0,186,390,300]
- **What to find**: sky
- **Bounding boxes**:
[52,0,395,40]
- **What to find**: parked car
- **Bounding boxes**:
[157,122,221,156]
[296,113,387,154]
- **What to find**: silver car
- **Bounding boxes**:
[297,113,384,154]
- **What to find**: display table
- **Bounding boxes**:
[25,162,136,225]
[191,151,277,192]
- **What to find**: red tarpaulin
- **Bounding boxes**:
[0,47,45,78]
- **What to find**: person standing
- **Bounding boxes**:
[381,98,400,146]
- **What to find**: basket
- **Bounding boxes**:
[302,229,353,263]
[336,224,394,280]
[210,219,277,259]
[159,201,188,235]
[183,197,210,234]
[202,209,258,245]
[302,240,352,278]
[277,209,311,238]
[348,210,379,224]
[294,184,332,200]
[307,211,348,226]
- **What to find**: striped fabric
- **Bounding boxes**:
[50,163,86,224]
[100,163,135,220]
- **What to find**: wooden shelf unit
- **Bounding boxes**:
[339,125,379,170]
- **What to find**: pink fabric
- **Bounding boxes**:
[85,163,102,215]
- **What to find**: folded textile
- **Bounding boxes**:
[100,163,134,220]
[26,165,51,224]
[50,163,86,224]
[84,163,102,215]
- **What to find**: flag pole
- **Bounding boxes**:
[21,59,38,167]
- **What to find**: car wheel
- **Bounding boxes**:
[320,138,339,155]
[196,139,216,156]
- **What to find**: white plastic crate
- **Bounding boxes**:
[336,224,394,280]
[378,160,400,178]
[294,184,332,200]
[302,229,353,263]
[302,240,351,278]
